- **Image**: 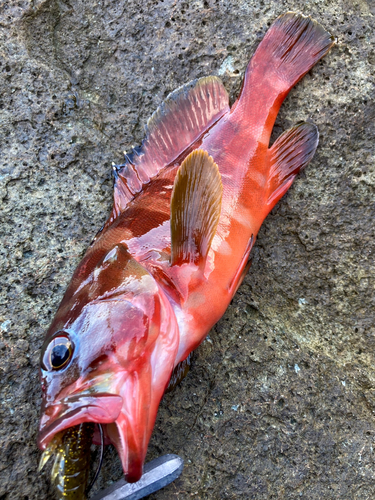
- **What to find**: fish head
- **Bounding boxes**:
[38,242,179,482]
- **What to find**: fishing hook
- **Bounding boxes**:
[86,423,104,496]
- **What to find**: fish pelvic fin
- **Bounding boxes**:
[255,12,334,88]
[165,353,192,393]
[109,77,229,224]
[170,149,222,268]
[266,122,319,209]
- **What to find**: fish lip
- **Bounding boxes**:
[37,393,123,450]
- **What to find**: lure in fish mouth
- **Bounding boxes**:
[38,423,101,498]
[38,12,334,498]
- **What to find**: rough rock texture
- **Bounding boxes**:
[0,0,374,499]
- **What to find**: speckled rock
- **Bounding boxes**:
[0,0,374,499]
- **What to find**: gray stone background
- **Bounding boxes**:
[0,0,374,498]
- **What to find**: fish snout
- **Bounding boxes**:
[37,393,123,450]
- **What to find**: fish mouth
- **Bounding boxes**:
[37,393,123,450]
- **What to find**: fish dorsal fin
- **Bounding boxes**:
[266,122,319,208]
[170,149,222,267]
[112,76,229,218]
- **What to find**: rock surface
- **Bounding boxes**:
[0,0,374,499]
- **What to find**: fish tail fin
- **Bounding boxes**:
[243,12,334,99]
[251,12,334,89]
[266,122,319,210]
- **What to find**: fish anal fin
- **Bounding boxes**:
[171,149,222,267]
[267,122,318,208]
[112,76,229,218]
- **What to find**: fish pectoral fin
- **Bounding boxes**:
[266,122,319,208]
[170,149,222,267]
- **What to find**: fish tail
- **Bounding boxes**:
[256,12,334,87]
[230,12,334,156]
[237,13,334,118]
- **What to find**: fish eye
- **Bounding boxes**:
[42,334,74,371]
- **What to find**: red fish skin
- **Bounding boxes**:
[38,14,333,483]
[172,21,335,363]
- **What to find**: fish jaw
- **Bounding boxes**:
[107,374,172,483]
[106,371,153,483]
[37,393,123,450]
[108,293,181,482]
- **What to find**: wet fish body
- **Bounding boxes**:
[38,13,334,494]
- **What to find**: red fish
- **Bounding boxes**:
[38,13,333,487]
